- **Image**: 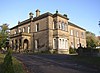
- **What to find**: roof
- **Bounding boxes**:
[10,11,82,30]
[53,13,69,20]
[10,19,31,30]
[32,12,53,22]
[10,12,53,30]
[68,22,86,31]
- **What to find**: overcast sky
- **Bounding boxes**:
[0,0,100,36]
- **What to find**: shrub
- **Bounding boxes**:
[24,49,29,53]
[69,47,76,54]
[53,49,58,54]
[76,47,100,56]
[2,49,15,73]
[40,50,51,54]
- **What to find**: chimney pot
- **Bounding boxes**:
[29,12,33,18]
[36,9,40,17]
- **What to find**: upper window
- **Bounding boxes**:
[15,31,17,34]
[61,22,65,30]
[59,22,61,29]
[65,23,68,31]
[53,21,56,29]
[28,25,30,33]
[76,31,79,37]
[23,27,25,32]
[36,23,39,32]
[70,30,73,35]
[81,32,84,38]
[19,28,21,33]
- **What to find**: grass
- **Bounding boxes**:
[0,54,26,73]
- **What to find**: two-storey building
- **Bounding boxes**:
[9,9,86,54]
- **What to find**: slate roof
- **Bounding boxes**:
[68,22,86,31]
[10,12,84,31]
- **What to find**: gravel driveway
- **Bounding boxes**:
[13,54,99,73]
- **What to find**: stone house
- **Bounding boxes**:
[9,9,86,54]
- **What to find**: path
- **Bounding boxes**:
[13,54,99,73]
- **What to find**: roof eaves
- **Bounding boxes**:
[68,22,86,31]
[53,13,69,20]
[10,18,31,30]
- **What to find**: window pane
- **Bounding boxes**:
[53,39,57,49]
[28,25,30,33]
[36,23,39,32]
[76,31,79,37]
[70,30,73,35]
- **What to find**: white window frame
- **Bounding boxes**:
[28,26,30,33]
[70,30,73,35]
[15,31,16,34]
[76,31,79,37]
[53,38,57,49]
[23,27,25,32]
[59,39,61,49]
[19,28,21,33]
[81,32,84,38]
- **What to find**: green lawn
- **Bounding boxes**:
[0,54,26,73]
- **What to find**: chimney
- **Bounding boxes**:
[36,9,40,17]
[18,21,20,25]
[29,12,33,18]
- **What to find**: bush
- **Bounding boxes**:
[1,49,15,73]
[40,50,51,54]
[76,47,100,56]
[69,47,76,54]
[24,49,29,54]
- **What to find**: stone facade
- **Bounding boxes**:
[9,9,86,54]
